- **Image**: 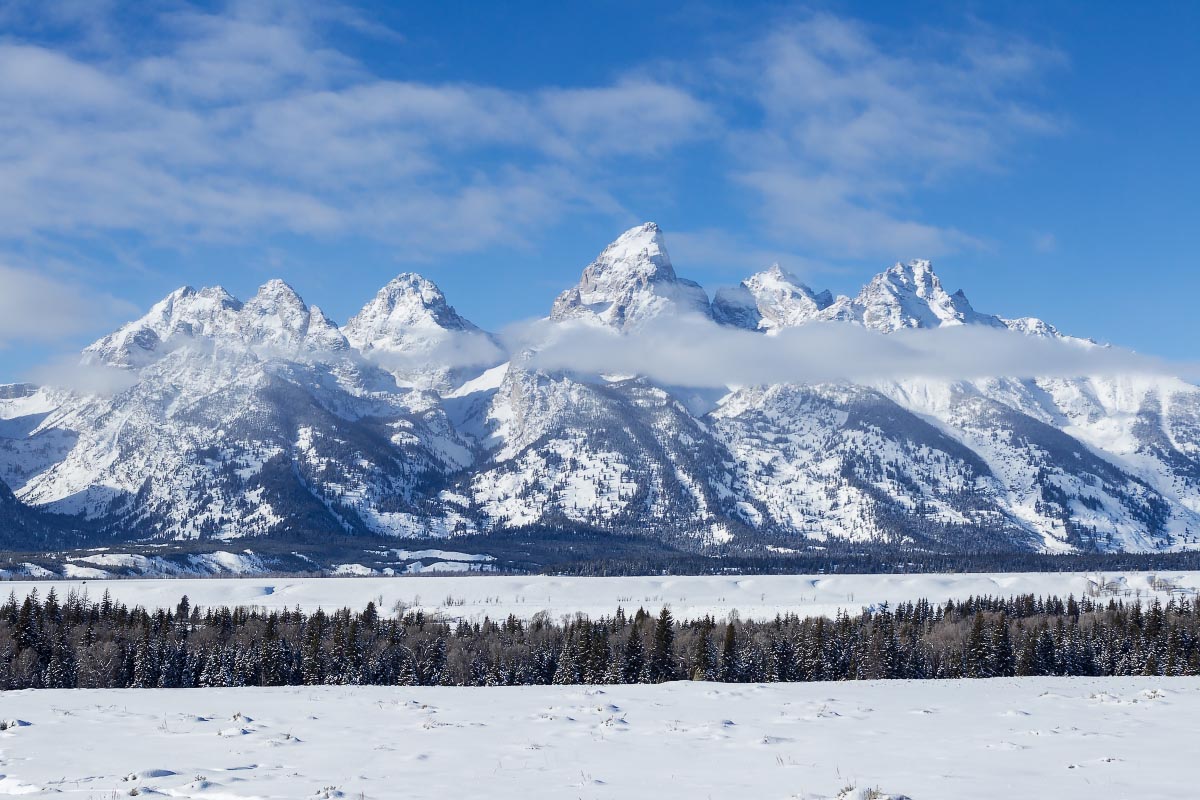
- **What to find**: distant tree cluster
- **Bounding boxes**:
[2,589,1200,690]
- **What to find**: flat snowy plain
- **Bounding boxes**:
[1,678,1196,799]
[3,572,1195,798]
[2,570,1195,620]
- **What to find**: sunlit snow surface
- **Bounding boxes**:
[1,572,1196,798]
[0,678,1196,798]
[2,570,1196,620]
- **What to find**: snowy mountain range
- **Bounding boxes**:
[3,222,1200,556]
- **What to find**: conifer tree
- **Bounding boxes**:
[552,635,581,685]
[720,622,739,682]
[648,607,676,683]
[989,614,1015,677]
[692,624,717,681]
[622,624,646,683]
[964,611,988,678]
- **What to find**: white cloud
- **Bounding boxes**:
[734,171,981,256]
[361,330,506,373]
[0,265,137,346]
[539,80,715,158]
[1033,232,1058,253]
[24,355,139,395]
[721,14,1063,258]
[512,315,1183,389]
[0,4,713,254]
[665,228,825,278]
[0,5,1063,266]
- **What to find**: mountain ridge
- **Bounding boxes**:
[3,222,1198,557]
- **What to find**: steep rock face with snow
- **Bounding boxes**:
[237,279,350,353]
[345,273,479,344]
[5,280,476,541]
[344,273,501,392]
[710,381,1053,550]
[0,474,83,549]
[85,286,244,367]
[818,260,1007,332]
[712,264,833,332]
[85,280,351,366]
[2,222,1199,555]
[452,365,746,545]
[458,227,740,544]
[16,351,470,540]
[550,222,711,329]
[879,260,998,329]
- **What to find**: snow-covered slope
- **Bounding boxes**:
[704,252,1200,552]
[2,223,1198,554]
[0,473,83,549]
[343,273,501,392]
[550,222,711,329]
[712,264,834,332]
[6,279,478,541]
[84,280,350,366]
[5,679,1197,800]
[456,366,744,545]
[8,569,1198,619]
[842,259,1007,331]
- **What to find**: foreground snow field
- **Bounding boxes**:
[2,570,1196,621]
[0,678,1194,799]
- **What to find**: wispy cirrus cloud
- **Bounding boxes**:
[716,14,1064,259]
[0,3,1061,267]
[0,265,137,347]
[0,3,713,256]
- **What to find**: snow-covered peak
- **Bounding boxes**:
[238,280,348,352]
[713,264,833,332]
[84,285,243,366]
[343,273,500,393]
[87,279,352,367]
[712,259,1016,336]
[550,222,711,330]
[344,273,479,352]
[836,259,1005,332]
[305,306,351,352]
[588,221,673,281]
[243,278,307,321]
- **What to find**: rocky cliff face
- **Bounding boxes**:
[3,223,1198,555]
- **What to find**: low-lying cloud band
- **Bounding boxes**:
[24,313,1196,398]
[509,316,1193,388]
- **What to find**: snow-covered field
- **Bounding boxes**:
[0,678,1195,799]
[1,570,1195,621]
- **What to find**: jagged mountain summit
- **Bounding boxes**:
[713,264,834,331]
[2,222,1199,558]
[344,273,501,391]
[834,259,1008,332]
[345,273,481,346]
[85,285,244,367]
[550,222,711,329]
[86,279,350,366]
[715,259,1003,334]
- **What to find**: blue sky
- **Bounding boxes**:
[0,0,1196,381]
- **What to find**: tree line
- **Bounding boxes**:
[2,588,1199,690]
